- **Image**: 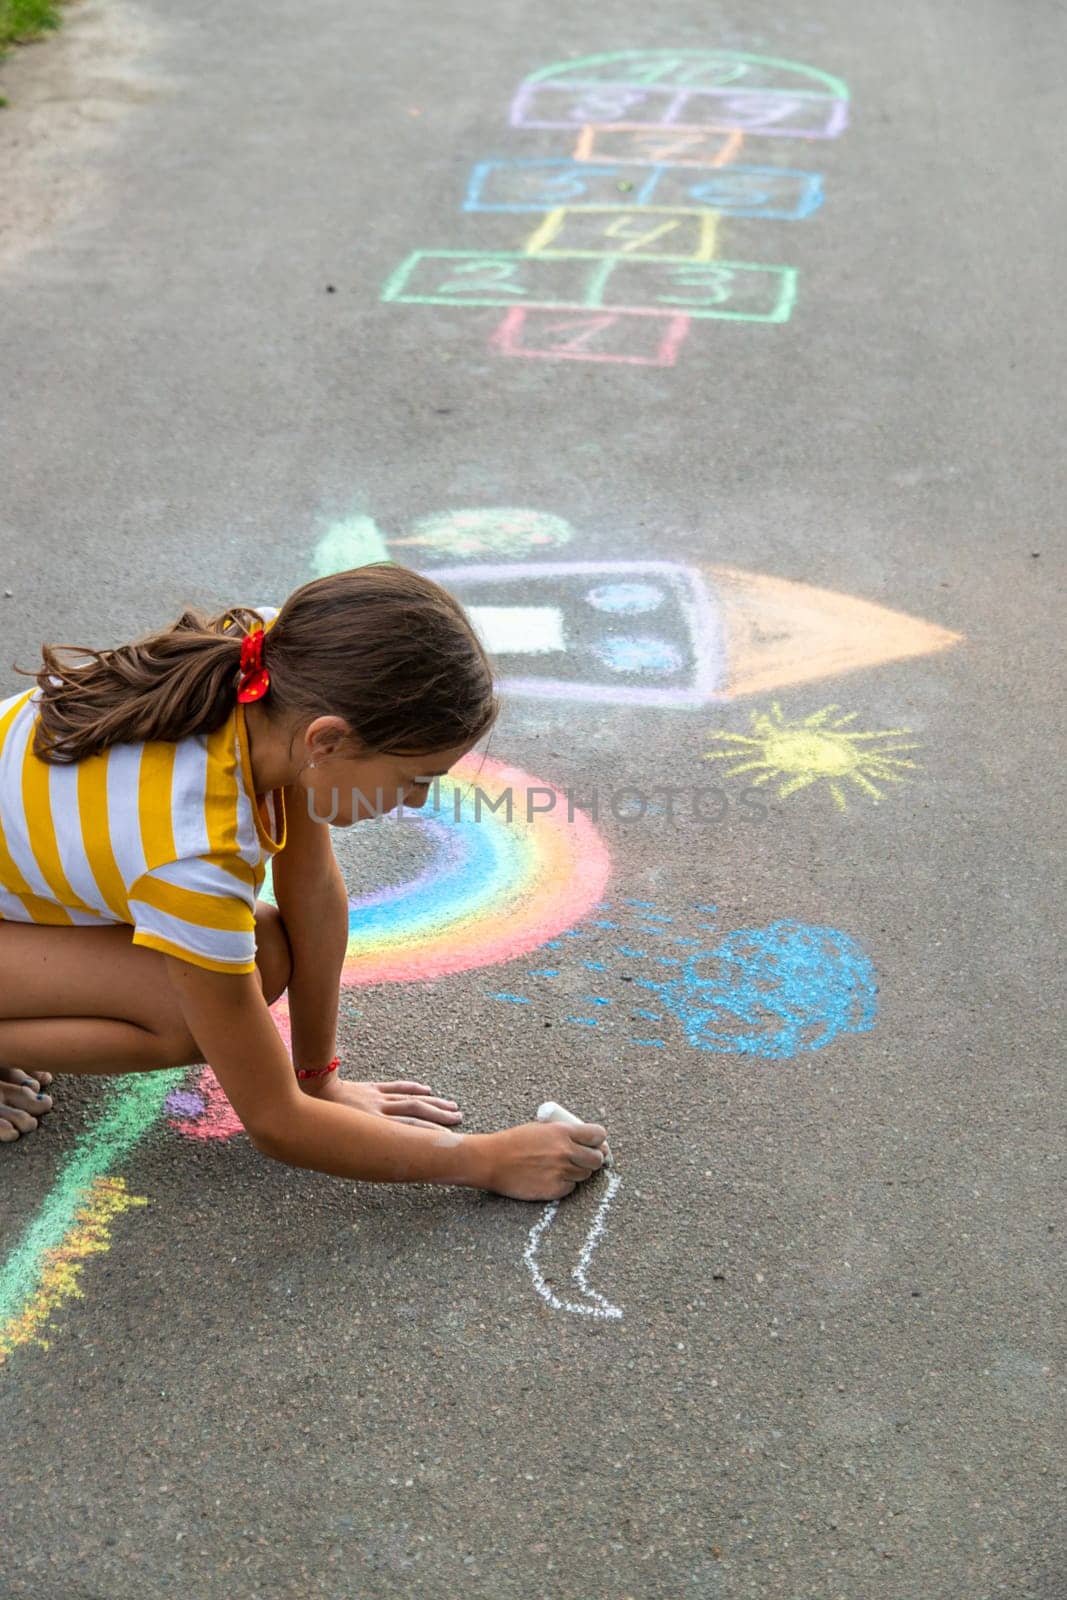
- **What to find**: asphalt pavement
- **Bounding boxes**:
[0,1,1064,1596]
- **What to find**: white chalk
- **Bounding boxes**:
[536,1100,614,1168]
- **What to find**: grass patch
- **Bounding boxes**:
[0,0,64,98]
[1,0,62,49]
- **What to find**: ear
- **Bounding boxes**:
[303,715,355,762]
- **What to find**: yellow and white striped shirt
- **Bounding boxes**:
[0,685,286,976]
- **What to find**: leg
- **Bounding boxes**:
[0,903,292,1142]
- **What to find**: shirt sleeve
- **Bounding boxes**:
[128,852,259,974]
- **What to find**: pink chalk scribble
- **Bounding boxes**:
[166,1068,244,1142]
[490,306,691,366]
[168,1002,292,1142]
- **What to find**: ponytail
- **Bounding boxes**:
[28,607,262,763]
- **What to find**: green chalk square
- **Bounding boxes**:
[596,257,798,322]
[381,250,596,309]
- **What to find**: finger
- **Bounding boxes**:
[375,1080,437,1095]
[569,1122,608,1149]
[384,1098,463,1124]
[385,1094,459,1112]
[565,1144,606,1175]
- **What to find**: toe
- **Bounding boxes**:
[0,1107,38,1135]
[0,1084,52,1114]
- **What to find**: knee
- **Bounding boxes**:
[255,903,293,1004]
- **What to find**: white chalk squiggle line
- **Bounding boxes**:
[523,1172,624,1320]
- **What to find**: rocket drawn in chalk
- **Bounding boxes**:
[428,558,961,709]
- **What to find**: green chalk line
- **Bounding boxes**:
[0,1070,184,1329]
[311,516,389,577]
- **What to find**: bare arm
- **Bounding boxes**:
[163,957,496,1186]
[269,783,348,1072]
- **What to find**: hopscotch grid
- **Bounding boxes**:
[382,50,849,364]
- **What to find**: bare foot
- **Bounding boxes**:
[0,1067,54,1143]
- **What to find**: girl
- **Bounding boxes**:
[0,565,609,1201]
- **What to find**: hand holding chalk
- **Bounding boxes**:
[537,1101,613,1168]
[480,1111,611,1201]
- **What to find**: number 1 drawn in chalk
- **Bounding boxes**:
[529,313,621,352]
[523,1170,624,1320]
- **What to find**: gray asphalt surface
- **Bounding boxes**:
[1,1,1064,1596]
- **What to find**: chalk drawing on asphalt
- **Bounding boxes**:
[513,50,849,134]
[524,1169,624,1321]
[488,900,878,1059]
[312,509,575,568]
[427,558,961,708]
[465,159,823,220]
[0,1073,178,1366]
[393,508,575,559]
[705,703,921,809]
[382,48,849,366]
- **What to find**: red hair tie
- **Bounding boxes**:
[236,624,270,703]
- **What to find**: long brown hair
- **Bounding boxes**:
[28,565,498,764]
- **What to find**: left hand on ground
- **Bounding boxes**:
[304,1075,462,1127]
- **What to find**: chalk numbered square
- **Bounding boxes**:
[524,207,718,262]
[465,159,644,213]
[381,250,595,310]
[573,125,744,168]
[670,88,849,139]
[655,166,823,220]
[490,308,691,367]
[512,82,679,129]
[596,258,797,322]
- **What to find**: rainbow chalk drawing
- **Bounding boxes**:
[705,703,921,809]
[430,559,961,708]
[335,753,610,985]
[0,1072,179,1365]
[382,48,849,366]
[0,1179,149,1365]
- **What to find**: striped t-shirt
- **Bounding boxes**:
[0,684,287,976]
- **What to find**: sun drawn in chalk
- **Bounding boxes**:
[704,703,920,810]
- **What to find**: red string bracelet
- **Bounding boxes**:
[295,1057,340,1080]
